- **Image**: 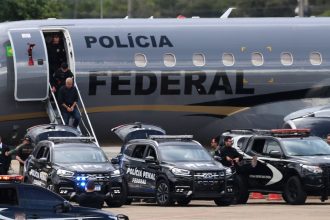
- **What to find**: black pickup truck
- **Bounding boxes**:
[220,129,330,205]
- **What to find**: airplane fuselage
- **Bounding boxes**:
[0,18,330,144]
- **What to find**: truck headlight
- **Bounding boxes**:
[57,169,74,177]
[301,165,323,174]
[225,168,232,176]
[111,169,121,177]
[171,168,191,176]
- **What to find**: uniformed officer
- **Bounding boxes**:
[71,180,110,209]
[209,137,221,157]
[6,135,34,175]
[51,62,74,94]
[220,136,243,167]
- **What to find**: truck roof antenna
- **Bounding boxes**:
[220,7,236,19]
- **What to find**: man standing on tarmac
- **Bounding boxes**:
[6,135,34,175]
[209,137,221,157]
[0,136,11,175]
[220,136,243,167]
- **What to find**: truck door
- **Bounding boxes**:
[8,28,48,101]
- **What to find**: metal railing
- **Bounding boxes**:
[74,82,99,147]
[47,83,65,125]
[46,82,99,147]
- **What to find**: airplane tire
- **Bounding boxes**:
[283,176,307,205]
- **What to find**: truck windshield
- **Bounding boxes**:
[54,147,108,163]
[159,144,212,162]
[282,138,330,156]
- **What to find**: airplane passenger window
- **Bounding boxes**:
[251,52,264,66]
[164,53,176,67]
[310,52,322,65]
[222,53,235,66]
[134,53,147,67]
[192,53,205,67]
[281,52,293,66]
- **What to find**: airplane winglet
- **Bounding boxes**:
[220,7,236,19]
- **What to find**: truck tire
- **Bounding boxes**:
[176,198,191,206]
[106,199,124,208]
[283,176,307,205]
[106,184,126,208]
[214,197,233,206]
[233,175,249,204]
[156,179,174,206]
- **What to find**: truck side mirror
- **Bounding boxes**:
[111,157,119,164]
[145,156,156,163]
[269,150,282,158]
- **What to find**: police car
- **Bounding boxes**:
[0,176,128,220]
[112,124,235,206]
[222,129,330,205]
[24,124,125,207]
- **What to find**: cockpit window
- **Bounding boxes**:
[158,144,212,162]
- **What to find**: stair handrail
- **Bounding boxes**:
[74,82,100,147]
[48,83,65,125]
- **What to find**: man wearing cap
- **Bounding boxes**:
[71,180,110,209]
[6,136,34,175]
[47,34,66,82]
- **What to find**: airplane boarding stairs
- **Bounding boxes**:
[45,83,99,147]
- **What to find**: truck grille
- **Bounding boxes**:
[193,171,224,191]
[75,173,111,182]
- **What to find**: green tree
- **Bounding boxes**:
[0,0,63,22]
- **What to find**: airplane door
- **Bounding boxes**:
[8,28,48,101]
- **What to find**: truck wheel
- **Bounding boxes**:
[176,198,191,206]
[156,179,174,206]
[283,176,307,205]
[106,199,124,208]
[233,175,249,204]
[106,184,126,208]
[214,197,233,206]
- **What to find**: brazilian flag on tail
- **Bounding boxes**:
[6,45,13,57]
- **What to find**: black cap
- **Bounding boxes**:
[86,180,95,190]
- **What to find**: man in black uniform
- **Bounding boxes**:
[0,136,11,175]
[58,78,81,128]
[220,136,243,167]
[47,34,66,84]
[6,135,34,175]
[51,62,74,94]
[71,180,110,209]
